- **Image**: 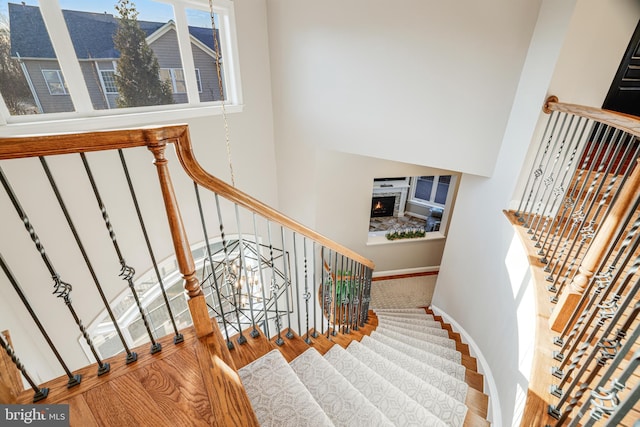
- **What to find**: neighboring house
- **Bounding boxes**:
[8,3,223,113]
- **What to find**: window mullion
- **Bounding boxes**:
[38,1,93,113]
[219,8,242,104]
[172,4,200,103]
[0,95,9,125]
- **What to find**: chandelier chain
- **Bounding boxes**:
[209,0,235,187]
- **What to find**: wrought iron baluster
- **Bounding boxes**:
[526,113,570,234]
[549,279,640,421]
[1,164,97,381]
[517,111,561,224]
[266,221,284,346]
[567,322,640,427]
[119,149,183,344]
[194,184,232,347]
[0,333,48,402]
[292,232,303,337]
[537,117,588,260]
[0,253,86,385]
[252,213,270,339]
[214,193,246,346]
[555,202,640,347]
[554,210,640,361]
[348,258,356,333]
[302,237,312,344]
[353,263,364,330]
[235,204,259,339]
[280,226,294,339]
[81,153,156,358]
[530,114,575,239]
[589,354,639,427]
[311,241,318,338]
[332,250,339,337]
[542,128,597,283]
[545,124,612,281]
[362,267,372,324]
[323,248,333,339]
[552,130,628,297]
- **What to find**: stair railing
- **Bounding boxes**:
[510,97,640,426]
[0,125,374,424]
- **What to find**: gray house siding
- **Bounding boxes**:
[23,59,74,114]
[80,61,109,110]
[150,29,188,105]
[13,8,222,113]
[193,46,220,102]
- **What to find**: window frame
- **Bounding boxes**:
[0,0,243,131]
[98,69,118,95]
[41,69,69,95]
[409,175,451,209]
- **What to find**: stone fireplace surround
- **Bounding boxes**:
[371,178,410,217]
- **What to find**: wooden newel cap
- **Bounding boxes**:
[543,95,559,114]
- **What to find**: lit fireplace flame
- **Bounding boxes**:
[374,201,383,210]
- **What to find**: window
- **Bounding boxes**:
[195,69,203,93]
[42,70,68,95]
[99,70,118,94]
[160,68,202,94]
[0,0,241,126]
[411,175,452,207]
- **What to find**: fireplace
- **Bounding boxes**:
[371,196,396,218]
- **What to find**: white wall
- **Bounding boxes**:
[266,0,543,275]
[0,0,278,383]
[266,0,542,179]
[433,0,639,425]
[312,149,452,272]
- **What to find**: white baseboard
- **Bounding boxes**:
[430,304,502,427]
[372,265,439,278]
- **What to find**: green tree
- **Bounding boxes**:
[113,0,173,107]
[0,20,36,115]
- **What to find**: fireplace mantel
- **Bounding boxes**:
[372,180,410,217]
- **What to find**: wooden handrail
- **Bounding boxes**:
[543,95,640,137]
[0,125,375,270]
[162,125,376,270]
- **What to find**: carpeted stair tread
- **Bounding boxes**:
[323,345,448,426]
[376,315,443,329]
[375,312,436,321]
[361,335,468,403]
[367,331,465,380]
[346,340,468,427]
[373,308,429,314]
[376,321,452,344]
[290,348,394,427]
[372,329,461,361]
[238,350,334,427]
[376,320,450,339]
[377,317,449,336]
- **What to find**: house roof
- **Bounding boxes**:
[8,3,219,60]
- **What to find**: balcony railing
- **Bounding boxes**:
[0,125,374,426]
[509,96,640,426]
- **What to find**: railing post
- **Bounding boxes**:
[147,133,213,338]
[549,159,640,332]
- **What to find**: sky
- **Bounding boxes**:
[1,0,214,28]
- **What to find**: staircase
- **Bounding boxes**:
[231,308,490,427]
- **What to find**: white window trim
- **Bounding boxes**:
[98,69,118,95]
[409,176,450,209]
[0,0,243,132]
[160,68,202,94]
[41,69,68,95]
